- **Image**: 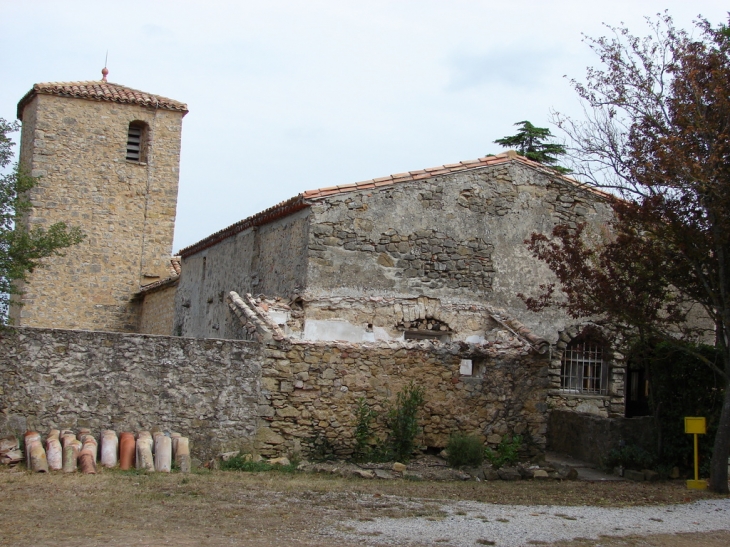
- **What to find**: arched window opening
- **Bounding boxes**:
[560,335,608,394]
[126,121,149,162]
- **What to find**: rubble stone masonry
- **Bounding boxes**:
[0,328,261,459]
[12,93,184,331]
[0,327,550,460]
[253,338,550,458]
[137,282,178,336]
[305,162,613,343]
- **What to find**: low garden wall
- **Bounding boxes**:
[256,339,550,459]
[0,328,262,459]
[1,327,551,461]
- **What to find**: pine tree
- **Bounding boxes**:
[494,121,570,173]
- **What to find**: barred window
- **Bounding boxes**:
[560,337,608,394]
[126,121,149,162]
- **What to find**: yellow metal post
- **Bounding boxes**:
[685,417,707,490]
[694,433,699,480]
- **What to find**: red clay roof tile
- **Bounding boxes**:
[17,80,188,120]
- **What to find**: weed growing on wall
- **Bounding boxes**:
[307,434,337,462]
[386,381,425,462]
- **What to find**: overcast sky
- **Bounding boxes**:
[1,1,727,251]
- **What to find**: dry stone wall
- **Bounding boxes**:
[255,339,550,459]
[0,327,551,462]
[0,328,262,459]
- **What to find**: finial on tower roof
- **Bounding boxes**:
[101,50,109,82]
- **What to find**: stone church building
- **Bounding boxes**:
[3,73,642,459]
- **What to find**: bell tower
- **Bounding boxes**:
[12,70,187,331]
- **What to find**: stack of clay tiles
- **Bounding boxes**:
[2,429,191,474]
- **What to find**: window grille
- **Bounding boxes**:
[560,338,607,394]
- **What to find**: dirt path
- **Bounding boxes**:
[0,469,727,547]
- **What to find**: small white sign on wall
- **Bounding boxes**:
[460,359,473,376]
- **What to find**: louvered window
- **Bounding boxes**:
[126,121,148,162]
[560,338,608,394]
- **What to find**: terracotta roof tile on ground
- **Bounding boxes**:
[178,151,611,258]
[17,81,188,120]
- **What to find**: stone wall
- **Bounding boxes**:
[174,160,613,345]
[306,162,614,344]
[255,339,550,458]
[0,326,551,462]
[174,209,310,339]
[12,93,183,332]
[547,410,656,466]
[0,328,262,459]
[137,281,178,336]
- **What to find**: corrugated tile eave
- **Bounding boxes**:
[134,274,180,298]
[177,194,309,258]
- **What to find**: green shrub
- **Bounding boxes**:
[446,434,485,467]
[354,397,377,461]
[386,381,425,462]
[485,435,522,469]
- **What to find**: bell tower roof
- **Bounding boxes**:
[17,80,188,120]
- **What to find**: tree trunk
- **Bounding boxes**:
[709,377,730,493]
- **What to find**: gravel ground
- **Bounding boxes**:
[335,497,730,547]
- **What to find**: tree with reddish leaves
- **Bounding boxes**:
[525,14,730,493]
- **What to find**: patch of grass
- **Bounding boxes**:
[0,470,726,547]
[219,455,299,473]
